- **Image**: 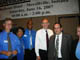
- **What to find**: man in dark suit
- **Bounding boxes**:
[48,23,73,60]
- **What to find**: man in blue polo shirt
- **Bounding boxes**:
[0,18,20,60]
[23,20,36,60]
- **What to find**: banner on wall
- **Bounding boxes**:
[0,0,79,20]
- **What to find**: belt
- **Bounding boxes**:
[57,58,62,60]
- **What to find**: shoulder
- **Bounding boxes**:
[0,32,3,36]
[63,33,73,41]
[32,29,36,33]
[48,29,54,35]
[49,35,54,46]
[25,29,28,32]
[0,31,5,37]
[48,29,53,33]
[63,33,72,38]
[36,29,43,33]
[77,42,80,47]
[50,35,54,40]
[11,32,19,39]
[0,32,3,39]
[48,29,53,32]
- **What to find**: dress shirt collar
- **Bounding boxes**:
[26,28,32,31]
[42,28,48,31]
[3,30,12,34]
[56,32,62,37]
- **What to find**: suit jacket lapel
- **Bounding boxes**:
[53,35,57,57]
[53,35,55,48]
[61,33,66,55]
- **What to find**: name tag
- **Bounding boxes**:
[4,40,8,43]
[24,34,27,37]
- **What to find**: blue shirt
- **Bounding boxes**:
[76,42,80,60]
[0,30,20,59]
[22,29,36,49]
[19,38,24,52]
[17,37,24,60]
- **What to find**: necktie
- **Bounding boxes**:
[55,35,59,57]
[7,33,12,59]
[46,30,49,50]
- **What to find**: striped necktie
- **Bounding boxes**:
[55,35,59,57]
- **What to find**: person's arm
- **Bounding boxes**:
[35,31,40,60]
[16,37,20,54]
[0,35,12,56]
[50,30,54,37]
[22,35,26,50]
[0,44,12,56]
[68,35,73,60]
[12,50,18,55]
[76,42,80,60]
[0,51,12,56]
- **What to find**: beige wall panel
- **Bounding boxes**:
[60,17,79,39]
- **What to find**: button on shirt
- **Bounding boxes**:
[0,30,20,59]
[55,32,62,58]
[23,29,36,49]
[76,41,80,60]
[35,28,53,56]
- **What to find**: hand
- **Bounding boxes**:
[12,50,17,55]
[37,56,40,60]
[1,51,12,56]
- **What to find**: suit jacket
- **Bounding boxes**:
[48,33,73,60]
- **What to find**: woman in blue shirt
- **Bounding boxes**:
[76,42,80,60]
[15,27,25,60]
[76,25,80,60]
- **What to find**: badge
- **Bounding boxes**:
[24,34,27,37]
[4,40,8,43]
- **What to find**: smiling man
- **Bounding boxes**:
[35,18,53,60]
[48,23,73,60]
[0,18,20,60]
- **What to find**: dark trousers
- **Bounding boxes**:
[24,49,36,60]
[56,58,62,60]
[0,56,17,60]
[39,49,48,60]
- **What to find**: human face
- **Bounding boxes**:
[77,27,80,38]
[27,20,33,30]
[54,24,62,35]
[41,19,49,29]
[17,29,23,38]
[3,20,12,32]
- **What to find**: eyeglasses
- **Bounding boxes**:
[42,23,49,24]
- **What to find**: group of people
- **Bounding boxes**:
[0,18,80,60]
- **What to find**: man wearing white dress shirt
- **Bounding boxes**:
[35,18,53,60]
[48,23,73,60]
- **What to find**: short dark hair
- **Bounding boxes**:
[53,22,62,28]
[3,18,12,24]
[15,27,25,35]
